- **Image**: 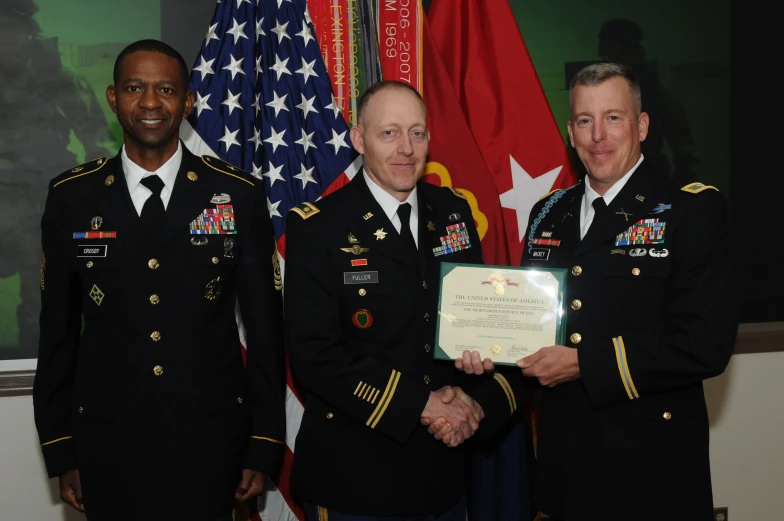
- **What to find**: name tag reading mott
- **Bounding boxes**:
[78,245,108,257]
[344,271,379,284]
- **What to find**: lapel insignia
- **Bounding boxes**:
[187,171,198,182]
[615,218,666,246]
[90,216,103,230]
[427,221,435,231]
[649,248,670,258]
[448,213,461,222]
[348,233,360,243]
[190,204,237,235]
[635,194,645,202]
[652,203,671,214]
[205,277,222,300]
[341,245,370,255]
[363,212,374,220]
[374,228,387,240]
[433,223,472,256]
[211,193,231,204]
[104,175,115,186]
[89,284,105,306]
[615,209,632,221]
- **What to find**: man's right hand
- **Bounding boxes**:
[59,469,84,512]
[421,386,480,446]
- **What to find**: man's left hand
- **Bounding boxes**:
[235,469,266,501]
[517,345,580,387]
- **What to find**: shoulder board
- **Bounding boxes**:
[445,187,467,201]
[201,155,255,186]
[538,188,562,201]
[681,182,718,194]
[53,157,108,188]
[289,202,320,220]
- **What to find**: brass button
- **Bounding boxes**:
[571,265,583,276]
[149,294,160,305]
[632,268,641,276]
[570,332,582,344]
[148,258,159,270]
[422,281,428,289]
[153,365,164,376]
[424,343,431,353]
[358,288,366,296]
[212,257,219,264]
[104,174,115,186]
[78,406,84,414]
[237,397,243,404]
[86,261,94,268]
[571,299,582,311]
[423,375,431,385]
[663,412,672,420]
[326,412,334,419]
[187,171,198,181]
[424,312,430,321]
[151,331,161,342]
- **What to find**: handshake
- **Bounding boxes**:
[420,386,484,448]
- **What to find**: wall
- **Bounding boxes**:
[2,352,782,519]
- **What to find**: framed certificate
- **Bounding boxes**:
[434,263,568,366]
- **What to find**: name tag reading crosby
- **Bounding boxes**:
[344,271,379,284]
[78,245,108,257]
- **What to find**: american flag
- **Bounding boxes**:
[180,0,361,519]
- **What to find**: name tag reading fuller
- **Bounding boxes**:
[344,271,379,284]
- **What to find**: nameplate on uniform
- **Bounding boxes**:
[530,248,550,260]
[77,245,108,257]
[344,271,379,284]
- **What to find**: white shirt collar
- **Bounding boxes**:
[121,141,183,192]
[363,169,419,222]
[584,154,644,206]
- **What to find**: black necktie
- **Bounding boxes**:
[592,196,608,216]
[139,175,166,240]
[396,203,417,252]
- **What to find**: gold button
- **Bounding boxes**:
[632,268,641,276]
[424,313,430,321]
[326,412,334,419]
[78,406,84,414]
[424,375,431,385]
[212,257,219,264]
[151,331,161,342]
[424,343,431,353]
[422,281,428,290]
[571,265,583,276]
[663,412,672,420]
[571,299,582,311]
[358,288,366,296]
[86,261,94,268]
[149,294,160,305]
[148,258,159,270]
[104,175,115,186]
[153,365,163,376]
[237,397,243,404]
[570,332,582,344]
[187,171,198,181]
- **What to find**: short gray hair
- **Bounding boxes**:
[569,62,642,115]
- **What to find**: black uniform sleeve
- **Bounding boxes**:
[579,191,738,408]
[236,182,286,475]
[285,212,432,445]
[33,181,83,478]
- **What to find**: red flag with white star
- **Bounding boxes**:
[427,0,576,265]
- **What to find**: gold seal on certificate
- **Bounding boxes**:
[434,263,568,366]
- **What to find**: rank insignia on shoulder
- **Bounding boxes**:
[681,182,718,194]
[290,202,320,219]
[446,187,467,201]
[54,157,109,188]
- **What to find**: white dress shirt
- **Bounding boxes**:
[363,170,419,249]
[122,141,183,216]
[580,154,644,239]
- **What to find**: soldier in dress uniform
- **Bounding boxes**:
[32,40,285,521]
[284,81,527,521]
[457,63,738,521]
